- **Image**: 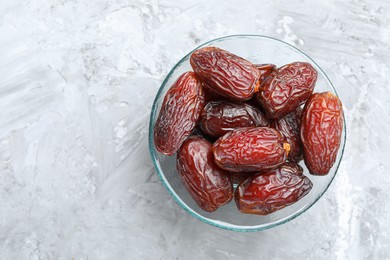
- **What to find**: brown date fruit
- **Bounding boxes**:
[212,127,290,172]
[235,163,313,215]
[199,101,270,138]
[154,71,205,156]
[177,136,233,212]
[301,92,343,175]
[255,63,276,83]
[257,62,318,118]
[190,47,260,101]
[272,107,303,162]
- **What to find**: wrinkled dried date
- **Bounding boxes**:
[190,47,260,101]
[257,62,318,118]
[272,107,303,162]
[212,127,290,172]
[177,136,233,212]
[154,72,205,156]
[235,163,313,215]
[301,92,343,175]
[200,101,270,138]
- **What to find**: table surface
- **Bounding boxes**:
[0,0,389,259]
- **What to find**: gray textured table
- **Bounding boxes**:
[0,0,389,259]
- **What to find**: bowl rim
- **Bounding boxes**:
[148,34,347,232]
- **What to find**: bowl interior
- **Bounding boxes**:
[149,35,346,232]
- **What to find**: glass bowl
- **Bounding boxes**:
[148,35,346,232]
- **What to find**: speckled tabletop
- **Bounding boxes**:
[0,0,389,259]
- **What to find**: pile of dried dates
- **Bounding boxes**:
[154,47,343,215]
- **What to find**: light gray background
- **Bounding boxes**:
[0,0,389,259]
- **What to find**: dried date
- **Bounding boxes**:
[257,62,317,118]
[300,92,343,175]
[235,163,313,215]
[272,107,303,162]
[190,47,260,101]
[177,136,233,212]
[200,101,270,138]
[154,72,205,156]
[212,127,290,172]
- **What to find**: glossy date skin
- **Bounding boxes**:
[301,92,343,175]
[190,47,260,101]
[154,72,205,156]
[257,62,318,119]
[200,101,270,138]
[235,163,313,215]
[212,127,290,172]
[176,136,233,212]
[272,107,303,162]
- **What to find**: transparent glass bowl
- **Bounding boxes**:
[148,35,346,232]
